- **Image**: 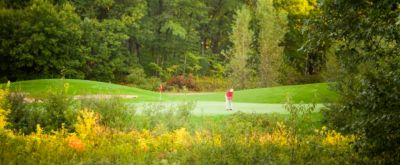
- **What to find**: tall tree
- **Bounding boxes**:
[275,0,321,84]
[256,0,287,87]
[307,0,400,162]
[0,0,84,80]
[227,5,253,89]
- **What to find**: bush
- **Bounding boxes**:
[138,76,162,91]
[3,83,78,134]
[125,68,148,86]
[80,97,135,131]
[6,92,41,134]
[279,64,324,85]
[193,76,230,91]
[135,101,195,131]
[166,74,198,91]
[124,68,162,91]
[42,86,78,132]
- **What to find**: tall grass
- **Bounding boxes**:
[0,83,374,164]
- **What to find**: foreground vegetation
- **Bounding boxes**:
[0,84,368,164]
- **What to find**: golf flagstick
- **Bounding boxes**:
[159,84,163,101]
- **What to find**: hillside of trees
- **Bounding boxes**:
[0,0,325,90]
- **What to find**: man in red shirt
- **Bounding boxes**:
[225,88,234,111]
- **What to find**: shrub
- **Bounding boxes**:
[125,68,148,86]
[166,74,198,91]
[80,97,135,131]
[124,68,162,91]
[193,76,230,91]
[138,76,161,91]
[6,92,44,134]
[42,86,78,132]
[135,101,195,131]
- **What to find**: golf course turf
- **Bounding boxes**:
[4,79,337,104]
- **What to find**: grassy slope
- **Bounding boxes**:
[4,79,337,103]
[7,79,160,101]
[177,83,337,103]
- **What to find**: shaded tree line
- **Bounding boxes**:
[0,0,328,88]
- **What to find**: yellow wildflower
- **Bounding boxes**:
[0,83,10,130]
[213,134,221,146]
[75,109,98,139]
[173,128,190,147]
[138,138,148,152]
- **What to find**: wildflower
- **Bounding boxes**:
[322,130,355,145]
[0,87,10,130]
[75,109,98,139]
[67,136,85,152]
[174,128,190,147]
[138,138,148,152]
[213,134,221,146]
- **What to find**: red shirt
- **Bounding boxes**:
[226,91,233,100]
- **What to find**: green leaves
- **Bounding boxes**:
[161,20,187,38]
[0,0,85,80]
[312,0,400,162]
[227,5,253,89]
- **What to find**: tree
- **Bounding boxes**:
[256,0,287,87]
[308,0,400,162]
[227,5,253,89]
[275,0,322,84]
[80,18,132,81]
[0,0,85,81]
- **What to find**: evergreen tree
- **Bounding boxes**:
[227,5,253,89]
[256,0,287,87]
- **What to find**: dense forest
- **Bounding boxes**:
[0,0,324,90]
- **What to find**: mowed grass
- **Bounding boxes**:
[5,79,161,101]
[178,83,337,103]
[3,79,337,103]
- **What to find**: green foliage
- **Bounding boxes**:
[0,85,366,164]
[81,18,133,81]
[166,74,197,91]
[6,92,40,134]
[227,5,254,89]
[255,0,287,87]
[135,101,195,131]
[125,67,147,85]
[274,0,326,84]
[193,76,230,92]
[42,86,78,132]
[80,97,135,131]
[1,0,328,87]
[6,85,78,134]
[0,0,85,80]
[307,0,400,162]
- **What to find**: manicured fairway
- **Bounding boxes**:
[6,79,159,101]
[3,79,337,104]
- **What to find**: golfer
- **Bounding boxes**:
[225,88,234,111]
